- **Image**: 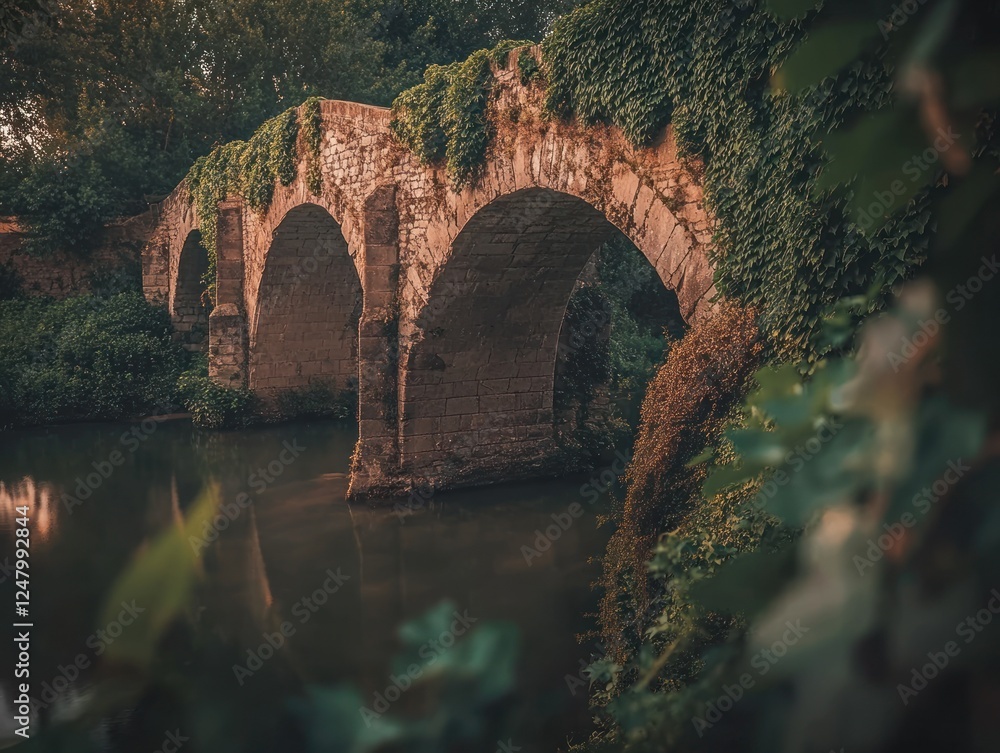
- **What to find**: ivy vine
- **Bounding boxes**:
[517,49,541,86]
[388,1,932,362]
[389,39,534,186]
[185,98,324,298]
[545,0,934,362]
[301,96,324,196]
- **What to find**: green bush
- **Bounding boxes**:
[390,39,534,186]
[0,261,23,300]
[517,48,541,85]
[0,287,354,431]
[177,357,255,429]
[554,237,685,462]
[274,380,357,421]
[14,156,122,255]
[0,291,187,427]
[85,259,142,297]
[599,236,684,425]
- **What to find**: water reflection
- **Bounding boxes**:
[0,478,60,543]
[0,419,617,752]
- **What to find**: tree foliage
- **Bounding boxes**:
[0,0,581,250]
[0,290,188,426]
[578,1,1000,751]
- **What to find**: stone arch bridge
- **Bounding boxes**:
[141,58,716,497]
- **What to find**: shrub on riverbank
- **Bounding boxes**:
[177,357,359,429]
[596,304,766,665]
[0,293,362,430]
[0,291,187,428]
[273,379,357,421]
[176,359,256,430]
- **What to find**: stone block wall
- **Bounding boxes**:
[0,214,152,298]
[209,303,248,387]
[248,204,362,393]
[398,189,618,486]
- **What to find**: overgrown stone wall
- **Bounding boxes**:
[1,215,152,298]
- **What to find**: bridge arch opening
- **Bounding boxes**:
[173,230,211,351]
[401,187,686,487]
[553,234,685,459]
[249,203,362,405]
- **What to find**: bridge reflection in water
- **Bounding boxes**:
[0,419,615,751]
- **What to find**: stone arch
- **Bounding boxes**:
[398,120,715,339]
[400,187,690,487]
[248,203,363,395]
[171,230,210,350]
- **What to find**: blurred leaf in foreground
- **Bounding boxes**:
[98,485,219,670]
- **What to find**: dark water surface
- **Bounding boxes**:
[0,419,616,752]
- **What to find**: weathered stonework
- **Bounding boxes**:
[1,214,152,298]
[142,51,717,497]
[173,230,210,350]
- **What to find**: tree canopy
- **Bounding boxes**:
[0,0,579,251]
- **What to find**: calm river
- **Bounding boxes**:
[0,419,618,752]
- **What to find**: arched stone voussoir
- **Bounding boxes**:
[403,121,715,335]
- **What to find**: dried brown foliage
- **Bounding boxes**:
[598,303,765,661]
